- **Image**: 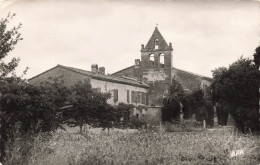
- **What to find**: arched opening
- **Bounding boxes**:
[149,54,154,69]
[159,54,165,68]
[155,39,159,49]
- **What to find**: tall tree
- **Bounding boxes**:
[0,13,23,162]
[210,56,259,131]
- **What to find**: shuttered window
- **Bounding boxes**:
[127,90,129,103]
[146,94,149,105]
[113,89,118,102]
[131,91,134,103]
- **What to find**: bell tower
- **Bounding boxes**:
[140,26,173,105]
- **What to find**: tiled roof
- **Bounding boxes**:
[58,65,149,88]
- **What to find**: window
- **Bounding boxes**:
[141,93,146,104]
[146,94,149,105]
[131,91,140,103]
[149,54,155,69]
[159,54,165,68]
[137,92,141,103]
[131,91,135,103]
[127,90,129,103]
[113,89,118,102]
[155,39,159,49]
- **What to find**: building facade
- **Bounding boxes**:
[29,64,149,108]
[112,27,212,106]
[29,26,212,121]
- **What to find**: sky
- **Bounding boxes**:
[0,0,259,79]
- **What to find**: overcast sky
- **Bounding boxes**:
[0,0,259,78]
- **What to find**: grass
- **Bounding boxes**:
[4,128,260,165]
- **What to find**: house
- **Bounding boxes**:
[29,64,149,109]
[29,26,212,122]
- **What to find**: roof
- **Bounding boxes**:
[111,65,135,75]
[29,65,149,88]
[142,27,173,52]
[172,67,212,81]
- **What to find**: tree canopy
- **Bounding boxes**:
[210,54,259,131]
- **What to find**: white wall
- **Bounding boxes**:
[91,78,148,106]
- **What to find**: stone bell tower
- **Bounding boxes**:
[140,26,173,106]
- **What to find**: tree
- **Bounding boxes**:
[0,13,23,161]
[0,76,71,162]
[185,91,212,124]
[115,103,134,127]
[161,79,184,122]
[0,13,24,78]
[210,56,259,131]
[69,79,111,133]
[253,46,259,69]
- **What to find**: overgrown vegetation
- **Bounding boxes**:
[4,129,260,165]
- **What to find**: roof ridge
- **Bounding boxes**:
[43,64,149,88]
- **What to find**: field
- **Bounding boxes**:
[4,128,260,165]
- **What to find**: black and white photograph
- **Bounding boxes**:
[0,0,259,164]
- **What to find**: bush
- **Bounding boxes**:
[129,117,147,129]
[164,118,203,132]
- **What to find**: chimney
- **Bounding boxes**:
[91,64,98,73]
[141,44,144,51]
[99,67,105,75]
[169,42,173,49]
[135,59,140,69]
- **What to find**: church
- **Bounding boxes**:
[29,27,212,121]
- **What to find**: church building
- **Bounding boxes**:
[29,26,212,121]
[112,26,212,106]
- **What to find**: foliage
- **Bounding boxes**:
[253,46,259,69]
[183,90,214,126]
[0,13,25,78]
[161,100,180,122]
[67,79,111,132]
[4,130,260,165]
[210,56,259,131]
[0,13,24,161]
[165,79,185,103]
[0,76,71,161]
[164,118,203,132]
[129,117,147,129]
[161,79,184,122]
[114,103,134,128]
[216,101,229,126]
